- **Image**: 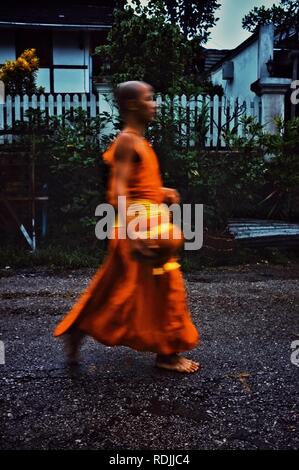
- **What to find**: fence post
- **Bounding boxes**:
[65,94,71,113]
[250,23,292,133]
[23,94,29,121]
[48,94,54,117]
[6,95,12,143]
[212,95,219,147]
[57,94,63,116]
[90,93,97,118]
[205,95,212,148]
[99,90,116,142]
[31,94,37,109]
[40,94,46,114]
[189,95,196,147]
[220,95,226,147]
[81,93,87,112]
[181,94,187,147]
[73,95,79,116]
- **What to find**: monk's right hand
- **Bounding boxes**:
[129,238,160,261]
[162,187,181,204]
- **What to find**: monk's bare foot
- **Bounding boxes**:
[63,327,85,365]
[155,353,200,373]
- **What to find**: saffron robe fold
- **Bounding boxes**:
[53,133,199,355]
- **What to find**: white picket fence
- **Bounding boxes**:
[155,93,262,148]
[0,92,261,147]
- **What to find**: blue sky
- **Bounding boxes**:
[206,0,281,49]
[132,0,281,50]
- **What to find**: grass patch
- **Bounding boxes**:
[1,237,298,271]
[0,241,105,269]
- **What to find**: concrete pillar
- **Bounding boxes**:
[252,79,292,133]
[258,24,274,79]
[251,24,292,133]
[251,80,292,134]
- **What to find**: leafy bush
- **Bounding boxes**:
[2,95,299,268]
[8,107,115,244]
[147,95,209,201]
[260,117,299,220]
[0,48,44,96]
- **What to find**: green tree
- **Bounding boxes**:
[95,2,189,95]
[95,0,220,95]
[147,0,220,42]
[242,0,299,43]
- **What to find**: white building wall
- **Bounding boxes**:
[211,39,259,99]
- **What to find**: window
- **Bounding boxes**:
[15,30,52,67]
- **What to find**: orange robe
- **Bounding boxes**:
[53,134,199,355]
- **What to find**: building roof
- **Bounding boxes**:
[208,25,299,74]
[202,48,230,72]
[0,2,118,31]
[208,32,259,73]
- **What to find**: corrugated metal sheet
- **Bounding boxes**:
[228,219,299,247]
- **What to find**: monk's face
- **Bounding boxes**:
[129,84,157,123]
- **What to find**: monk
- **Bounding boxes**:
[54,80,200,373]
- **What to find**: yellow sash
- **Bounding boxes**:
[112,198,181,275]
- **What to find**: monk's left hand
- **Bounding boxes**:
[162,187,181,204]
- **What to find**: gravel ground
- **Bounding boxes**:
[0,264,298,450]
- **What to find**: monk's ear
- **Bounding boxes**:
[126,98,139,111]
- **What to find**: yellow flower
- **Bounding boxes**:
[22,48,36,58]
[0,48,40,90]
[19,49,39,70]
[16,57,30,71]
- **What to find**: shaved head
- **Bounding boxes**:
[115,80,153,115]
